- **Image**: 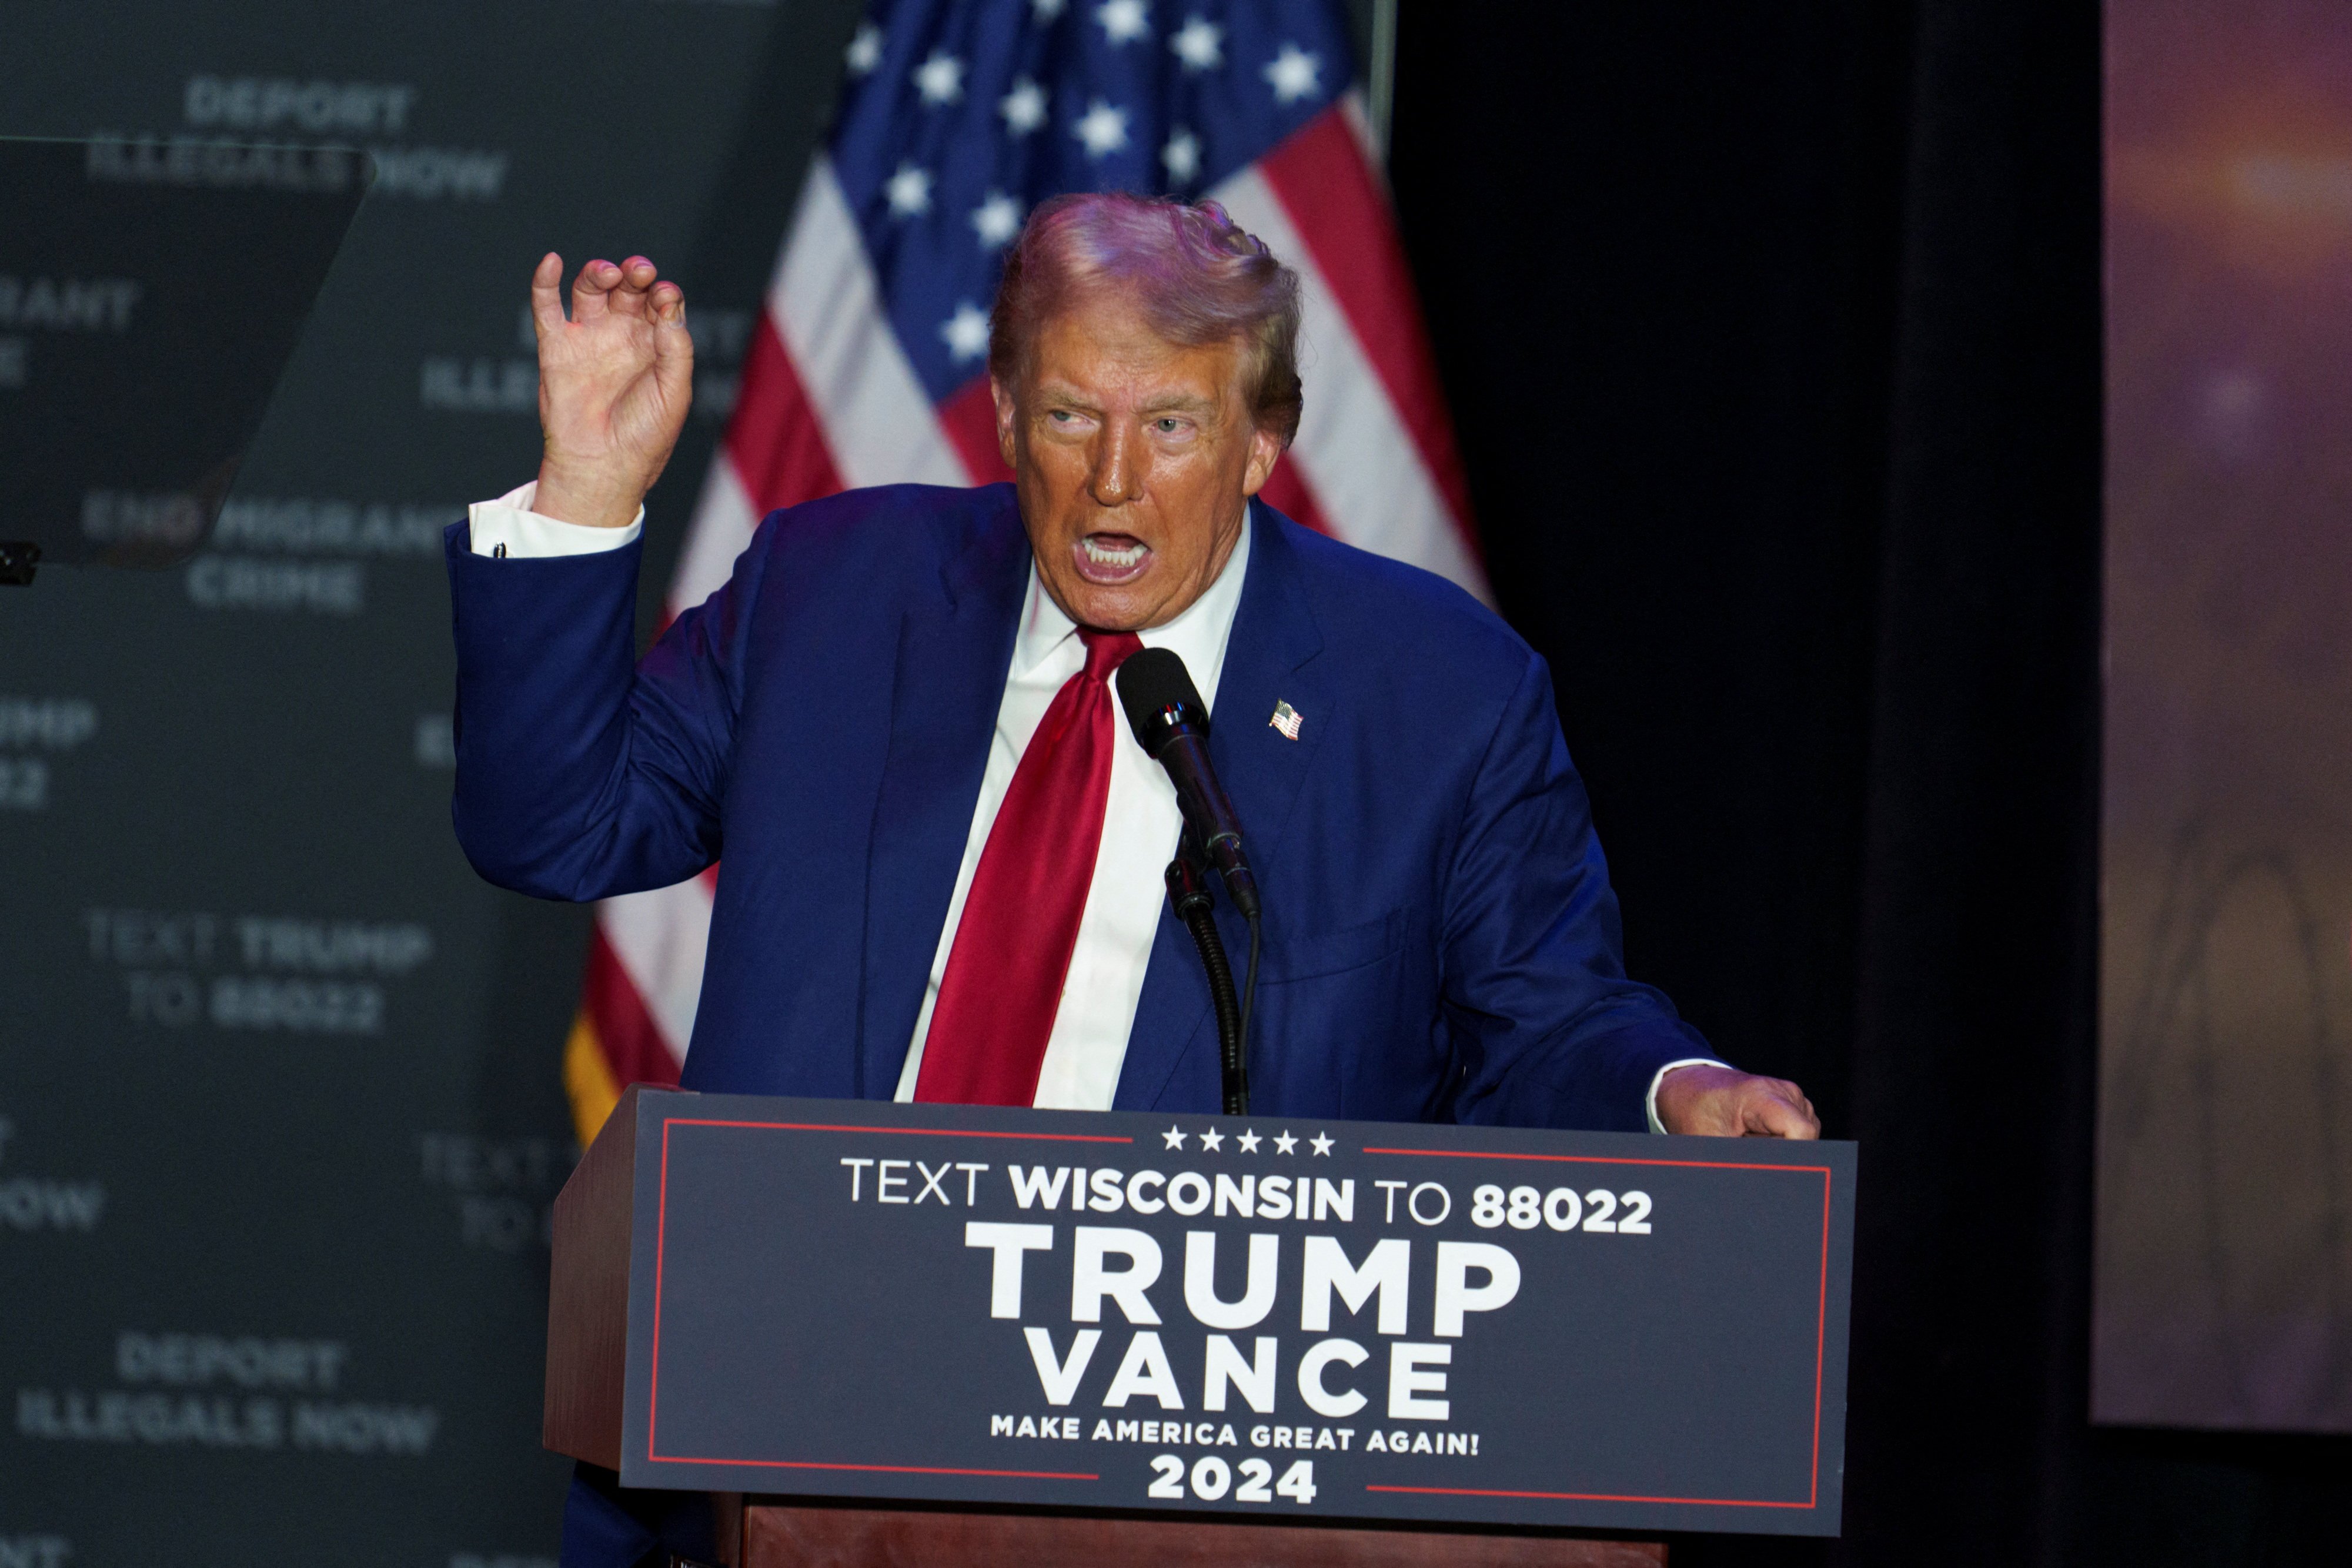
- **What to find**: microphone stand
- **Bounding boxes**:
[1164,851,1252,1115]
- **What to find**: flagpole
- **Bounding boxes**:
[1368,0,1399,161]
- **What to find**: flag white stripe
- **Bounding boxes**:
[667,451,762,620]
[1340,89,1381,166]
[773,158,968,490]
[599,877,711,1065]
[1210,168,1487,602]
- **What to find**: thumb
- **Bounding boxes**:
[529,252,567,342]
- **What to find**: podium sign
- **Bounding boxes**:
[548,1088,1853,1538]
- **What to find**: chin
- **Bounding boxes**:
[1046,569,1145,627]
[1066,592,1151,633]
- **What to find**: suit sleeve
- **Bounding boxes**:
[1439,648,1721,1132]
[443,518,769,901]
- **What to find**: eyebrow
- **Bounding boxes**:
[1034,382,1220,415]
[1034,382,1104,412]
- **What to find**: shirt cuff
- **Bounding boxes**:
[1646,1058,1733,1134]
[467,480,643,557]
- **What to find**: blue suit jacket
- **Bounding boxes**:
[446,483,1712,1130]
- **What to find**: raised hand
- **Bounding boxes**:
[529,253,693,530]
[1654,1064,1821,1139]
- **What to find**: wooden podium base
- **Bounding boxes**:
[724,1499,1666,1567]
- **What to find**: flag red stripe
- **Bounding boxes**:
[1256,461,1331,536]
[582,925,685,1088]
[937,375,1015,486]
[726,313,846,513]
[1258,108,1478,554]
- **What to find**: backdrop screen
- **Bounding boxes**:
[0,2,862,1559]
[2099,0,2352,1429]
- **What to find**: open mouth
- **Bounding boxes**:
[1074,532,1152,585]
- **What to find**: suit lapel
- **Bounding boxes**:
[1115,501,1330,1111]
[856,489,1030,1098]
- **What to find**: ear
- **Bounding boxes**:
[1238,422,1286,497]
[991,377,1020,470]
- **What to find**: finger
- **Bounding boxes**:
[572,258,622,320]
[529,252,567,340]
[1774,1079,1820,1131]
[607,255,663,319]
[1748,1090,1820,1140]
[653,292,695,409]
[652,283,694,369]
[608,255,660,319]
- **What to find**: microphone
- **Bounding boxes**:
[1115,647,1261,920]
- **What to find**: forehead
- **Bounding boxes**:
[1025,293,1243,403]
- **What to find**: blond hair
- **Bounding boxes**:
[988,192,1304,446]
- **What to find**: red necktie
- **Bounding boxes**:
[916,626,1144,1105]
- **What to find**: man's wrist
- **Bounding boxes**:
[1646,1058,1733,1135]
[532,461,647,531]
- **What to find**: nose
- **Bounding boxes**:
[1088,422,1135,508]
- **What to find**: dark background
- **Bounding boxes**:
[5,0,2346,1562]
[1388,0,2350,1563]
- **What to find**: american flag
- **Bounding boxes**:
[562,0,1482,1142]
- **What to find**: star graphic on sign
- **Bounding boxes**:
[884,161,934,217]
[1031,0,1068,19]
[1161,128,1201,183]
[844,22,884,76]
[1310,1132,1335,1156]
[1162,1125,1188,1150]
[940,302,990,363]
[1096,0,1150,45]
[1264,42,1323,104]
[912,49,966,106]
[971,191,1021,248]
[1170,15,1222,71]
[1198,1126,1225,1151]
[1273,1130,1298,1155]
[1236,1128,1262,1152]
[1000,77,1047,135]
[1073,99,1131,158]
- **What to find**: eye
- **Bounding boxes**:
[1154,417,1187,434]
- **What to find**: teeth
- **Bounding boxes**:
[1083,537,1148,567]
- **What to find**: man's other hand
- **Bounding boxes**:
[529,253,693,530]
[1655,1064,1820,1139]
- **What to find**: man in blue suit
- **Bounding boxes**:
[449,195,1816,1566]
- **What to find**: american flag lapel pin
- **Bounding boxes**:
[1269,700,1303,741]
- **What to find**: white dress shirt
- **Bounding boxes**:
[467,483,1713,1128]
[468,480,643,557]
[892,522,1250,1108]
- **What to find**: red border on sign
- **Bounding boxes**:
[642,1121,1837,1513]
[1366,1483,1813,1509]
[650,1454,1100,1480]
[1359,1145,1835,1512]
[647,1117,1130,1480]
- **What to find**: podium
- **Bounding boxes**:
[716,1499,1663,1566]
[544,1088,1856,1563]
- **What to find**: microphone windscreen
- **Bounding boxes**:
[1115,646,1207,752]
